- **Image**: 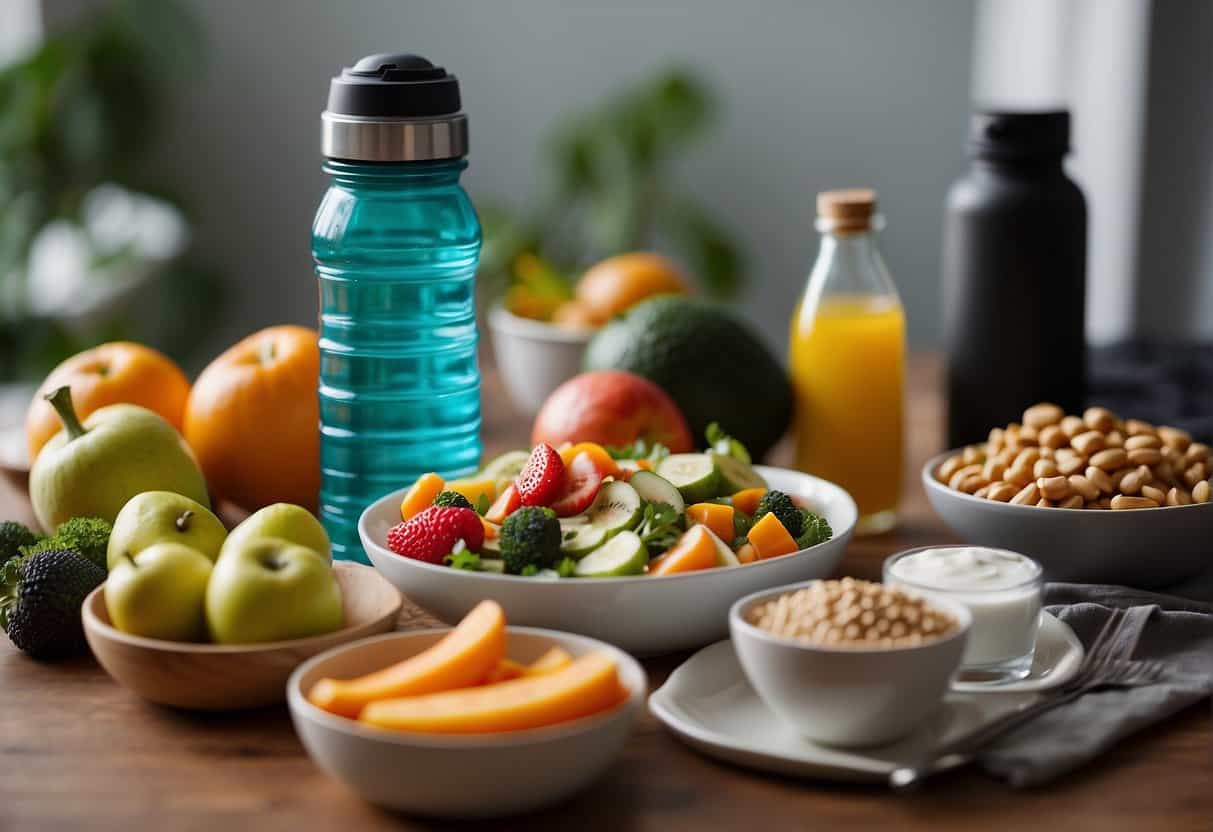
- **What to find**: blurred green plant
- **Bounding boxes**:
[480,68,744,311]
[0,0,219,381]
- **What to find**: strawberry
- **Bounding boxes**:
[515,443,565,507]
[385,506,485,564]
[550,451,605,517]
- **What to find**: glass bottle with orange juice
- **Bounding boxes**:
[789,189,905,534]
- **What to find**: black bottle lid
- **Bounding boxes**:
[326,53,461,118]
[321,53,468,162]
[968,110,1070,159]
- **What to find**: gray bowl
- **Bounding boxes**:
[922,450,1213,588]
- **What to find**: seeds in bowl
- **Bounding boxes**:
[746,578,957,648]
[935,404,1213,509]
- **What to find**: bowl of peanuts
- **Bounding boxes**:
[923,403,1213,587]
[730,579,971,747]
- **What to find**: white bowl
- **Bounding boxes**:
[359,466,857,656]
[729,581,972,748]
[287,627,645,818]
[487,305,593,415]
[922,450,1213,587]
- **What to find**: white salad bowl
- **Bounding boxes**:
[729,582,972,748]
[487,305,593,415]
[922,450,1213,588]
[288,626,645,818]
[359,466,857,656]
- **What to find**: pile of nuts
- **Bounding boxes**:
[936,403,1212,509]
[747,578,957,648]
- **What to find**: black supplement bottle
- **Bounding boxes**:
[942,110,1087,448]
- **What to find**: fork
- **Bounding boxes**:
[889,609,1167,789]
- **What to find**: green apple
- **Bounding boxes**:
[30,386,209,531]
[205,537,343,644]
[221,503,330,562]
[105,542,213,641]
[108,491,228,570]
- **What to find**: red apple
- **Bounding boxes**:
[531,370,694,453]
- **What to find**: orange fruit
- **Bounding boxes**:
[575,252,691,320]
[184,325,320,513]
[26,342,191,463]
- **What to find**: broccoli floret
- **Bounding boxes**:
[444,550,484,571]
[433,491,474,511]
[25,517,111,571]
[754,490,803,538]
[0,521,40,566]
[499,506,561,575]
[795,510,832,549]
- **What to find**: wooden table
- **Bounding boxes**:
[1,355,1209,831]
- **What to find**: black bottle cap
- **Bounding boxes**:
[326,53,461,118]
[968,110,1070,159]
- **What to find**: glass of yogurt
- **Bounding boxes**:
[883,545,1043,684]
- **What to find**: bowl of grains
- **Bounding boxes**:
[729,578,971,748]
[923,403,1213,588]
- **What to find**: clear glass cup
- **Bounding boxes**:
[883,545,1043,684]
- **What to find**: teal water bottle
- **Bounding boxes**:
[312,54,482,562]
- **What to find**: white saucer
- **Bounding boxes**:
[649,612,1083,783]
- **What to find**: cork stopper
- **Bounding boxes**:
[817,188,877,232]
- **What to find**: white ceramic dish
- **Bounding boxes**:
[288,626,645,818]
[487,305,593,415]
[650,615,1080,783]
[359,465,857,656]
[922,450,1213,587]
[729,582,972,747]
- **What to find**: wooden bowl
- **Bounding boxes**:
[83,561,402,710]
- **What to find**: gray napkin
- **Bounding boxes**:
[978,580,1213,787]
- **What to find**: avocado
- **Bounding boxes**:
[1,548,105,659]
[583,297,792,459]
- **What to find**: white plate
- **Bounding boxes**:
[360,466,857,656]
[649,613,1081,783]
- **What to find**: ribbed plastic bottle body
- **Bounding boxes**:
[312,159,482,562]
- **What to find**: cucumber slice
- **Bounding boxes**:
[478,449,531,487]
[478,557,506,573]
[657,454,721,503]
[574,531,648,577]
[702,527,741,567]
[712,453,767,494]
[560,520,607,559]
[628,470,686,513]
[584,481,643,536]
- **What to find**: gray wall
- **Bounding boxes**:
[150,0,975,359]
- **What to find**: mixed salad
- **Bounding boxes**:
[383,425,832,578]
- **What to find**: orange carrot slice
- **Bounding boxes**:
[686,502,735,542]
[360,651,626,734]
[731,487,767,517]
[650,525,718,576]
[309,600,506,718]
[400,472,445,521]
[747,512,798,559]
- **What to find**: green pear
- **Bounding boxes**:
[205,537,343,644]
[221,503,330,562]
[30,386,210,531]
[105,542,213,641]
[107,491,228,570]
